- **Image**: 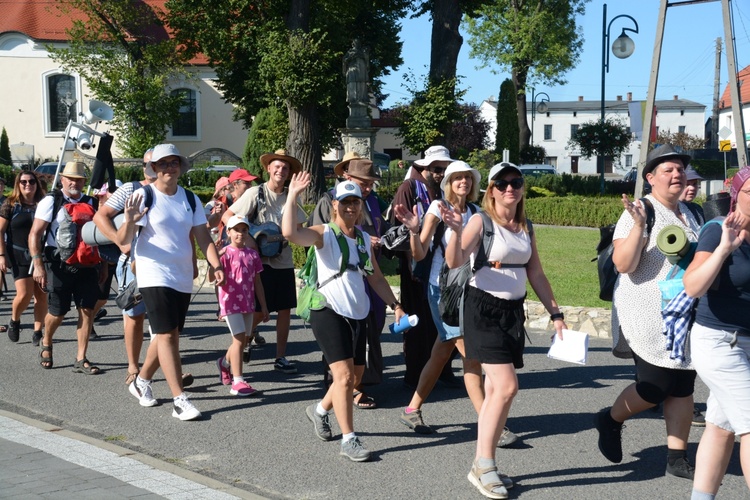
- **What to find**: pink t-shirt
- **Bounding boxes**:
[218,246,264,316]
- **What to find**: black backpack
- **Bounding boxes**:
[595,198,654,301]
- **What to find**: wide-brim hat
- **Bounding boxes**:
[60,161,87,179]
[148,144,191,176]
[333,180,362,200]
[333,151,362,177]
[229,169,259,184]
[643,144,691,180]
[413,145,454,169]
[488,162,522,183]
[341,159,380,181]
[440,161,481,191]
[260,149,302,175]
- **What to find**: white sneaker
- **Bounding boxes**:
[129,381,157,407]
[172,396,202,421]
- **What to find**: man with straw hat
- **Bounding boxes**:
[222,149,307,375]
[309,151,388,408]
[28,161,102,374]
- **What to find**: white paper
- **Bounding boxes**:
[547,329,589,365]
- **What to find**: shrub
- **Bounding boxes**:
[525,196,624,227]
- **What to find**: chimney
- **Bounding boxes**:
[616,95,622,101]
[627,92,632,101]
[578,96,584,102]
[674,95,679,100]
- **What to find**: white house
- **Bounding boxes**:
[481,92,706,176]
[716,64,750,149]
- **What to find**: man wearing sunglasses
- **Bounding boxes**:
[389,145,459,389]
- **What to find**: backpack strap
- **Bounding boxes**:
[141,184,195,213]
[43,190,65,244]
[472,212,530,272]
[318,222,373,288]
[640,197,656,236]
[433,202,479,256]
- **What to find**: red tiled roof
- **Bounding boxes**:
[719,65,750,110]
[0,0,208,65]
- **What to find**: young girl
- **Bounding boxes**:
[216,216,269,396]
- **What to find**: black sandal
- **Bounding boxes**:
[39,344,53,369]
[72,358,101,375]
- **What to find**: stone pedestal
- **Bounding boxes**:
[340,127,378,160]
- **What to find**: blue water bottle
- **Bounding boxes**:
[389,315,419,334]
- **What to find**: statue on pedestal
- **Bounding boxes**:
[343,39,370,128]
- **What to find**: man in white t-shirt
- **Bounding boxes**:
[221,149,307,374]
[116,144,225,421]
[28,161,102,374]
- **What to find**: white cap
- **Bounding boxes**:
[145,144,190,177]
[226,215,250,230]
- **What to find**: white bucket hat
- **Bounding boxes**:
[440,161,481,191]
[413,145,454,168]
[146,144,190,177]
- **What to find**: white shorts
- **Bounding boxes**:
[224,313,253,337]
[691,322,750,435]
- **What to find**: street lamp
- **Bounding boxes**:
[530,89,550,146]
[600,3,638,194]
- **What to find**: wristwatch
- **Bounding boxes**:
[550,312,565,321]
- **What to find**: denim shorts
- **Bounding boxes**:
[427,283,461,342]
[691,322,750,435]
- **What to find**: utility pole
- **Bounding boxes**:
[723,0,748,167]
[711,37,721,150]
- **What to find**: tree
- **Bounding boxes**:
[166,0,409,201]
[495,79,520,163]
[48,1,191,157]
[394,76,467,155]
[465,0,589,150]
[449,103,490,159]
[0,128,11,166]
[655,130,707,151]
[244,106,289,180]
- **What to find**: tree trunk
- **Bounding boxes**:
[287,101,325,203]
[429,0,463,146]
[512,67,531,150]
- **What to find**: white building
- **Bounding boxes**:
[481,92,706,176]
[716,64,750,149]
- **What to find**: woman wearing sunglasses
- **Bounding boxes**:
[0,170,48,344]
[442,162,566,499]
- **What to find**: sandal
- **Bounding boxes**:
[467,461,512,499]
[353,391,377,410]
[39,343,53,369]
[125,370,139,386]
[72,358,101,375]
[251,329,267,346]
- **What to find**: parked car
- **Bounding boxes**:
[623,167,651,193]
[183,164,238,186]
[518,164,557,177]
[35,161,59,176]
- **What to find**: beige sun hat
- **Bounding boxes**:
[259,149,302,175]
[333,151,362,177]
[60,161,87,179]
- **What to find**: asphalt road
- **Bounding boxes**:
[0,285,746,499]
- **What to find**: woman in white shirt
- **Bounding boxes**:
[282,173,405,463]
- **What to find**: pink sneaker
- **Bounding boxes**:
[230,380,258,397]
[217,357,231,385]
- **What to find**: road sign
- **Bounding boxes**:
[719,126,732,140]
[720,140,732,152]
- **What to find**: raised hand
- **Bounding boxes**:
[621,194,647,228]
[720,212,748,252]
[124,192,147,223]
[288,171,311,199]
[438,202,462,232]
[393,204,419,233]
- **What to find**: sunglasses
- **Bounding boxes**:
[429,166,446,175]
[493,177,524,191]
[19,179,37,186]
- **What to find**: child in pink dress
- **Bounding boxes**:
[216,216,269,396]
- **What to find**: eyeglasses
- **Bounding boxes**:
[19,179,37,186]
[153,159,181,169]
[493,178,524,191]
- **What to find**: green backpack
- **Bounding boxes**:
[296,222,373,322]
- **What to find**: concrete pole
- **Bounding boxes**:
[711,37,721,150]
[722,0,748,167]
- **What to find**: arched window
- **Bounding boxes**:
[170,88,199,138]
[44,73,79,134]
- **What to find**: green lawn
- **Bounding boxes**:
[380,225,609,309]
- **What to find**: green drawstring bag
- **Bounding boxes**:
[296,246,328,322]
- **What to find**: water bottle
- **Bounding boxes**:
[389,315,419,334]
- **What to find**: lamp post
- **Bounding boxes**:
[600,3,638,194]
[530,88,550,146]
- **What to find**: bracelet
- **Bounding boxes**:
[214,265,224,272]
[31,254,43,260]
[550,312,565,321]
[410,230,419,237]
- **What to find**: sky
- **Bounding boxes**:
[379,0,750,119]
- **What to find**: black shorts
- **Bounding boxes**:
[97,263,116,300]
[10,245,32,280]
[633,352,697,404]
[44,248,99,316]
[141,287,191,334]
[463,285,526,368]
[255,265,296,312]
[309,307,367,365]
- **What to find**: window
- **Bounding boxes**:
[570,124,579,137]
[678,125,686,134]
[544,124,552,140]
[170,88,198,138]
[44,72,78,134]
[625,155,633,167]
